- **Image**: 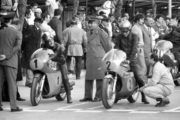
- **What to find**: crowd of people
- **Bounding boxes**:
[0,0,178,112]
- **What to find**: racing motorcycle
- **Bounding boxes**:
[101,49,139,109]
[154,40,180,86]
[29,48,75,106]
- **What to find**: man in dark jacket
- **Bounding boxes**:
[0,15,22,112]
[41,32,72,103]
[22,18,42,87]
[115,20,149,104]
[49,9,63,44]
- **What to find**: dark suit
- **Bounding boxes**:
[0,26,22,109]
[49,17,63,44]
[21,25,41,85]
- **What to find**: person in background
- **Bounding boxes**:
[49,9,63,44]
[34,8,42,19]
[63,17,87,80]
[80,17,112,102]
[0,14,22,112]
[140,48,175,107]
[40,12,55,38]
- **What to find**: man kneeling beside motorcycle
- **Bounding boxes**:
[140,48,175,107]
[41,32,72,103]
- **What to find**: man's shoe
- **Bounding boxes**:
[155,99,170,107]
[67,96,73,104]
[0,107,3,111]
[142,99,150,104]
[17,97,26,101]
[79,98,93,102]
[93,98,102,102]
[11,107,23,112]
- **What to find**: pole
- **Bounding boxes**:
[152,0,156,18]
[132,0,135,17]
[168,0,172,18]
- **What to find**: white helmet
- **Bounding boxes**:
[120,20,132,29]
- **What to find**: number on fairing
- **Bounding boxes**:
[34,59,38,68]
[106,61,111,70]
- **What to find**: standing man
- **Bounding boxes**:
[0,15,22,112]
[131,14,149,104]
[80,17,112,102]
[63,17,87,80]
[49,9,63,44]
[22,18,42,87]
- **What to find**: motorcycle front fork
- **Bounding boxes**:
[40,75,46,95]
[113,74,117,94]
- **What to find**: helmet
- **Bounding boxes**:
[120,20,132,29]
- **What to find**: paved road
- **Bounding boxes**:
[0,70,180,120]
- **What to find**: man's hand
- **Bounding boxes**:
[0,55,6,61]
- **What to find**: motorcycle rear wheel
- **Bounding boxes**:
[30,74,43,106]
[102,78,116,109]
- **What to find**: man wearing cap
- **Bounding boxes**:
[80,17,112,102]
[49,9,63,44]
[0,15,22,112]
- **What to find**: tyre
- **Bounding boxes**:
[127,87,139,103]
[30,74,44,106]
[102,77,116,109]
[56,92,66,101]
[171,66,180,86]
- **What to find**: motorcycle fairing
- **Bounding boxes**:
[43,71,62,97]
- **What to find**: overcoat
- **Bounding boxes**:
[85,27,112,80]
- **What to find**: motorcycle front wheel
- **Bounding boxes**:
[30,73,44,106]
[102,77,116,109]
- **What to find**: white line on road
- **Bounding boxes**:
[163,106,180,113]
[88,105,103,110]
[23,109,50,112]
[107,109,135,112]
[130,111,159,114]
[75,110,102,113]
[54,103,88,111]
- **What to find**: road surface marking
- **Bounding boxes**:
[75,110,102,113]
[130,111,159,114]
[54,103,88,111]
[23,109,50,112]
[163,106,180,113]
[88,105,103,110]
[107,109,135,112]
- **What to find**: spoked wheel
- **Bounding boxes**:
[56,92,67,101]
[102,77,116,109]
[127,87,140,103]
[30,74,44,106]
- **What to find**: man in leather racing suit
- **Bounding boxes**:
[114,20,149,104]
[41,32,72,104]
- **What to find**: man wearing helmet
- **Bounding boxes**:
[115,15,149,104]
